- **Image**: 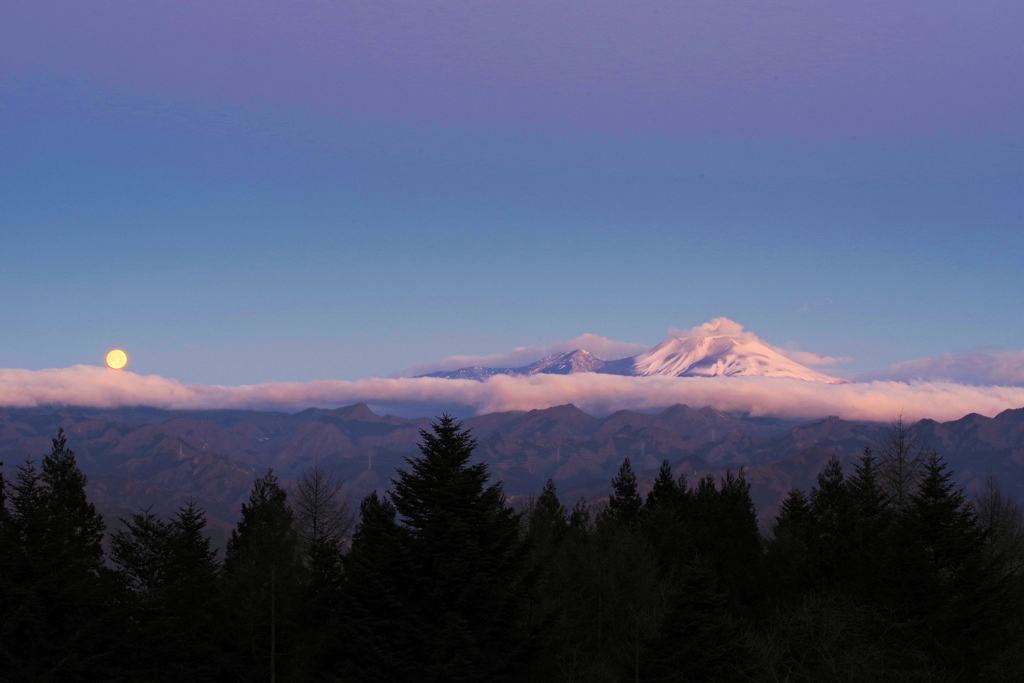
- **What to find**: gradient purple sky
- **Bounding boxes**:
[2,1,1022,387]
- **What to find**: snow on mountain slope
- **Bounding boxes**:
[417,319,849,384]
[517,349,607,375]
[421,350,609,379]
[632,334,849,383]
[419,366,509,380]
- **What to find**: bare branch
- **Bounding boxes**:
[291,463,355,553]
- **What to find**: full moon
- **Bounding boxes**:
[105,349,128,370]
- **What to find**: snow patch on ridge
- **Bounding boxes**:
[421,319,849,384]
[633,335,848,384]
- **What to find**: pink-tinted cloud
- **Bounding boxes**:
[667,318,852,367]
[400,333,648,376]
[860,349,1024,387]
[668,318,751,340]
[2,364,1023,424]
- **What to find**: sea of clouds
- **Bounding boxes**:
[4,319,1024,422]
[3,364,1024,423]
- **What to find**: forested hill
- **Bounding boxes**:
[1,403,1023,531]
[3,418,1024,680]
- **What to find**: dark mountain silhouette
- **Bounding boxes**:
[2,404,1023,532]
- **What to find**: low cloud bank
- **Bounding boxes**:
[3,365,1023,423]
[862,349,1024,387]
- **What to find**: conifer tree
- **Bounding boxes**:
[347,415,531,682]
[974,476,1024,679]
[644,460,679,513]
[0,430,114,680]
[528,478,569,599]
[530,478,568,547]
[642,460,689,571]
[906,453,980,593]
[546,493,606,679]
[684,474,721,566]
[222,469,300,682]
[646,557,752,682]
[166,500,221,679]
[111,508,174,677]
[113,509,171,593]
[0,463,14,671]
[0,462,9,534]
[599,529,667,681]
[568,497,592,532]
[111,500,220,681]
[766,488,812,600]
[894,453,1012,676]
[975,474,1024,577]
[522,479,570,679]
[0,461,11,560]
[716,469,763,605]
[846,448,891,595]
[342,492,418,681]
[774,488,811,539]
[808,456,853,585]
[598,457,642,531]
[40,429,107,569]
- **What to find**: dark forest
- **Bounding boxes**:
[3,416,1023,682]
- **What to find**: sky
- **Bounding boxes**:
[2,1,1023,418]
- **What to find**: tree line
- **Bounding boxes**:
[2,416,1024,681]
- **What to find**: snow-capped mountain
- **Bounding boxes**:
[518,349,606,375]
[420,349,632,381]
[633,335,848,383]
[418,325,849,384]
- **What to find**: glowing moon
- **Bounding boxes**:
[105,349,128,370]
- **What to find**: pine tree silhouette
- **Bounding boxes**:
[0,430,114,680]
[346,415,531,682]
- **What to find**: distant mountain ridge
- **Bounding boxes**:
[420,349,633,380]
[420,331,848,384]
[5,402,1023,535]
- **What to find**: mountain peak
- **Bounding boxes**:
[327,402,382,422]
[417,321,848,384]
[634,334,848,384]
[518,349,607,375]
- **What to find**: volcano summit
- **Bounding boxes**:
[419,319,849,384]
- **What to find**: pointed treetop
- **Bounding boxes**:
[390,414,500,533]
[848,447,889,515]
[535,479,567,526]
[569,497,591,531]
[773,488,810,539]
[646,459,679,511]
[599,457,643,530]
[35,428,106,563]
